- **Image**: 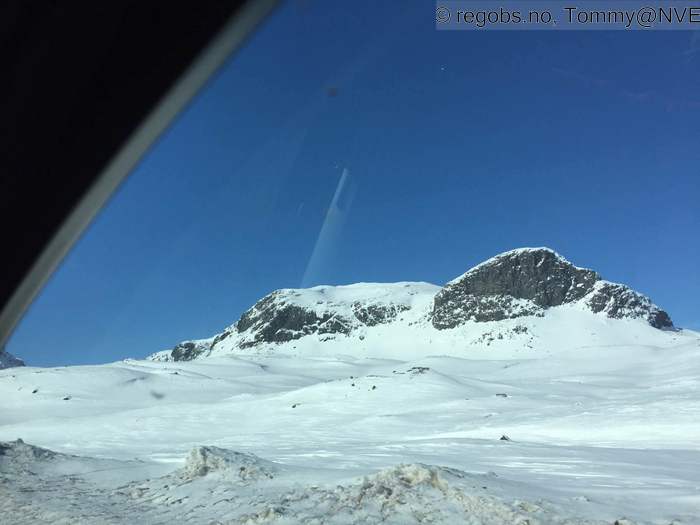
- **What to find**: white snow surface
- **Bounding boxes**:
[2,322,700,523]
[265,281,440,310]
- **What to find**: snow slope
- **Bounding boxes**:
[2,330,700,523]
[2,248,698,523]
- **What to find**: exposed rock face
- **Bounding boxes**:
[235,291,356,349]
[148,338,215,362]
[431,248,672,329]
[229,285,427,349]
[432,294,544,327]
[585,281,673,329]
[170,340,211,361]
[352,302,410,327]
[0,348,25,369]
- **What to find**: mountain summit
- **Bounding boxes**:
[432,247,672,329]
[149,248,674,362]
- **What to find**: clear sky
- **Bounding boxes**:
[9,1,700,366]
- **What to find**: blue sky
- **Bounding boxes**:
[9,1,700,366]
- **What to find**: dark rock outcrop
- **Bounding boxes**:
[585,281,673,329]
[170,340,211,361]
[235,291,356,348]
[433,294,545,328]
[352,302,409,326]
[432,248,672,329]
[232,289,417,348]
[0,347,25,369]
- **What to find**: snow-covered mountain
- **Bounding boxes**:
[3,247,700,524]
[0,347,24,369]
[150,247,674,362]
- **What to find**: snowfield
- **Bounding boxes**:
[2,324,700,523]
[2,249,699,523]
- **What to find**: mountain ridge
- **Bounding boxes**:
[433,247,671,328]
[150,248,674,363]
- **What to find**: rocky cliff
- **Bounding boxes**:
[432,248,672,329]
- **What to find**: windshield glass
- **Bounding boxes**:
[2,2,699,524]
